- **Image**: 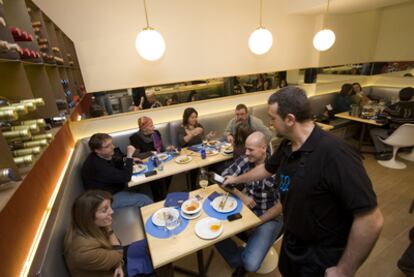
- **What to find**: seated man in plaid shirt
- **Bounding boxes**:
[215,131,283,277]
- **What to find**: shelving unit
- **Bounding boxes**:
[0,0,85,174]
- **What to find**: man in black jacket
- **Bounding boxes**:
[81,133,152,209]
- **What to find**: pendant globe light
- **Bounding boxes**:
[313,0,335,51]
[248,0,273,55]
[135,0,165,61]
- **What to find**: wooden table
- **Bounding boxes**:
[140,184,261,275]
[316,122,334,131]
[128,148,232,188]
[335,111,385,151]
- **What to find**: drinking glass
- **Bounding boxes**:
[164,212,180,238]
[199,169,209,192]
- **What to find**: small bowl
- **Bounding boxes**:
[181,198,202,215]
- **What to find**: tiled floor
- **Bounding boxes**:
[167,152,414,277]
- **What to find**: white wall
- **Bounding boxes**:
[34,0,414,93]
[374,1,414,61]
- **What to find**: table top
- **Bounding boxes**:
[128,147,232,187]
[316,122,334,131]
[140,184,262,269]
[335,111,384,126]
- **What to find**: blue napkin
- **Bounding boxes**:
[164,192,189,207]
[188,145,202,152]
[126,239,154,276]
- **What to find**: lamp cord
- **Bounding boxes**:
[326,0,330,14]
[143,0,150,28]
[259,0,263,27]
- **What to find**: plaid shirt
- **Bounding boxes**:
[222,155,279,216]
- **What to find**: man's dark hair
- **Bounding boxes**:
[235,104,248,112]
[267,86,312,122]
[88,133,112,151]
[399,87,414,101]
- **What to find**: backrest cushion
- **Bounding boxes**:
[35,139,89,277]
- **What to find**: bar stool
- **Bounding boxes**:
[377,124,414,169]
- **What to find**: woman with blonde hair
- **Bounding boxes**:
[64,190,125,277]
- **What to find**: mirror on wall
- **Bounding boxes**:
[83,61,413,119]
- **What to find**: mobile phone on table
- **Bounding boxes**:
[227,213,242,222]
[144,170,157,177]
[213,172,235,190]
[212,172,225,185]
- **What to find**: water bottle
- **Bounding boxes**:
[152,155,160,170]
[200,146,206,159]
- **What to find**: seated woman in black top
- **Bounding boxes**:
[177,107,215,147]
[130,116,164,158]
[129,116,170,200]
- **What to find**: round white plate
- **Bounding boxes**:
[157,153,169,161]
[152,207,179,227]
[181,198,202,214]
[175,155,192,164]
[206,149,219,156]
[194,217,223,240]
[211,195,238,213]
[133,164,147,174]
[181,209,202,220]
[221,150,233,156]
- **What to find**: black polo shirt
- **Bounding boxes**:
[265,125,377,246]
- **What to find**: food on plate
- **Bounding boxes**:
[180,156,189,163]
[210,223,221,232]
[207,140,218,146]
[183,202,199,212]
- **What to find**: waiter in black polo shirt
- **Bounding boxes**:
[224,86,384,277]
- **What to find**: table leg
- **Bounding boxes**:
[173,249,214,277]
[358,124,366,151]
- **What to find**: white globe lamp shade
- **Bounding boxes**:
[248,27,273,55]
[313,29,336,51]
[135,28,166,61]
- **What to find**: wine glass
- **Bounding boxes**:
[199,169,209,191]
[164,212,180,238]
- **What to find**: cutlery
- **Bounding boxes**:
[219,192,229,210]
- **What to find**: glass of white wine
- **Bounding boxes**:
[199,169,209,192]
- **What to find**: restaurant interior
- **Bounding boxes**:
[0,0,413,276]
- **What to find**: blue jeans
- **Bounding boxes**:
[215,216,283,272]
[95,94,113,115]
[112,190,153,210]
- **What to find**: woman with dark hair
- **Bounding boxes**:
[334,83,353,113]
[352,82,370,105]
[132,87,150,110]
[64,190,124,277]
[177,107,215,147]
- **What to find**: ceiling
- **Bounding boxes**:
[287,0,412,14]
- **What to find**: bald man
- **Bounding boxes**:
[215,132,283,277]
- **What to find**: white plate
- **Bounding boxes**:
[206,149,219,156]
[175,155,192,164]
[157,153,169,161]
[194,217,223,240]
[181,209,202,220]
[133,164,147,174]
[221,150,233,156]
[152,207,179,227]
[181,198,202,214]
[211,195,238,213]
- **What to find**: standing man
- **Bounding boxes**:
[224,104,272,144]
[215,132,283,277]
[224,87,383,276]
[82,133,153,210]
